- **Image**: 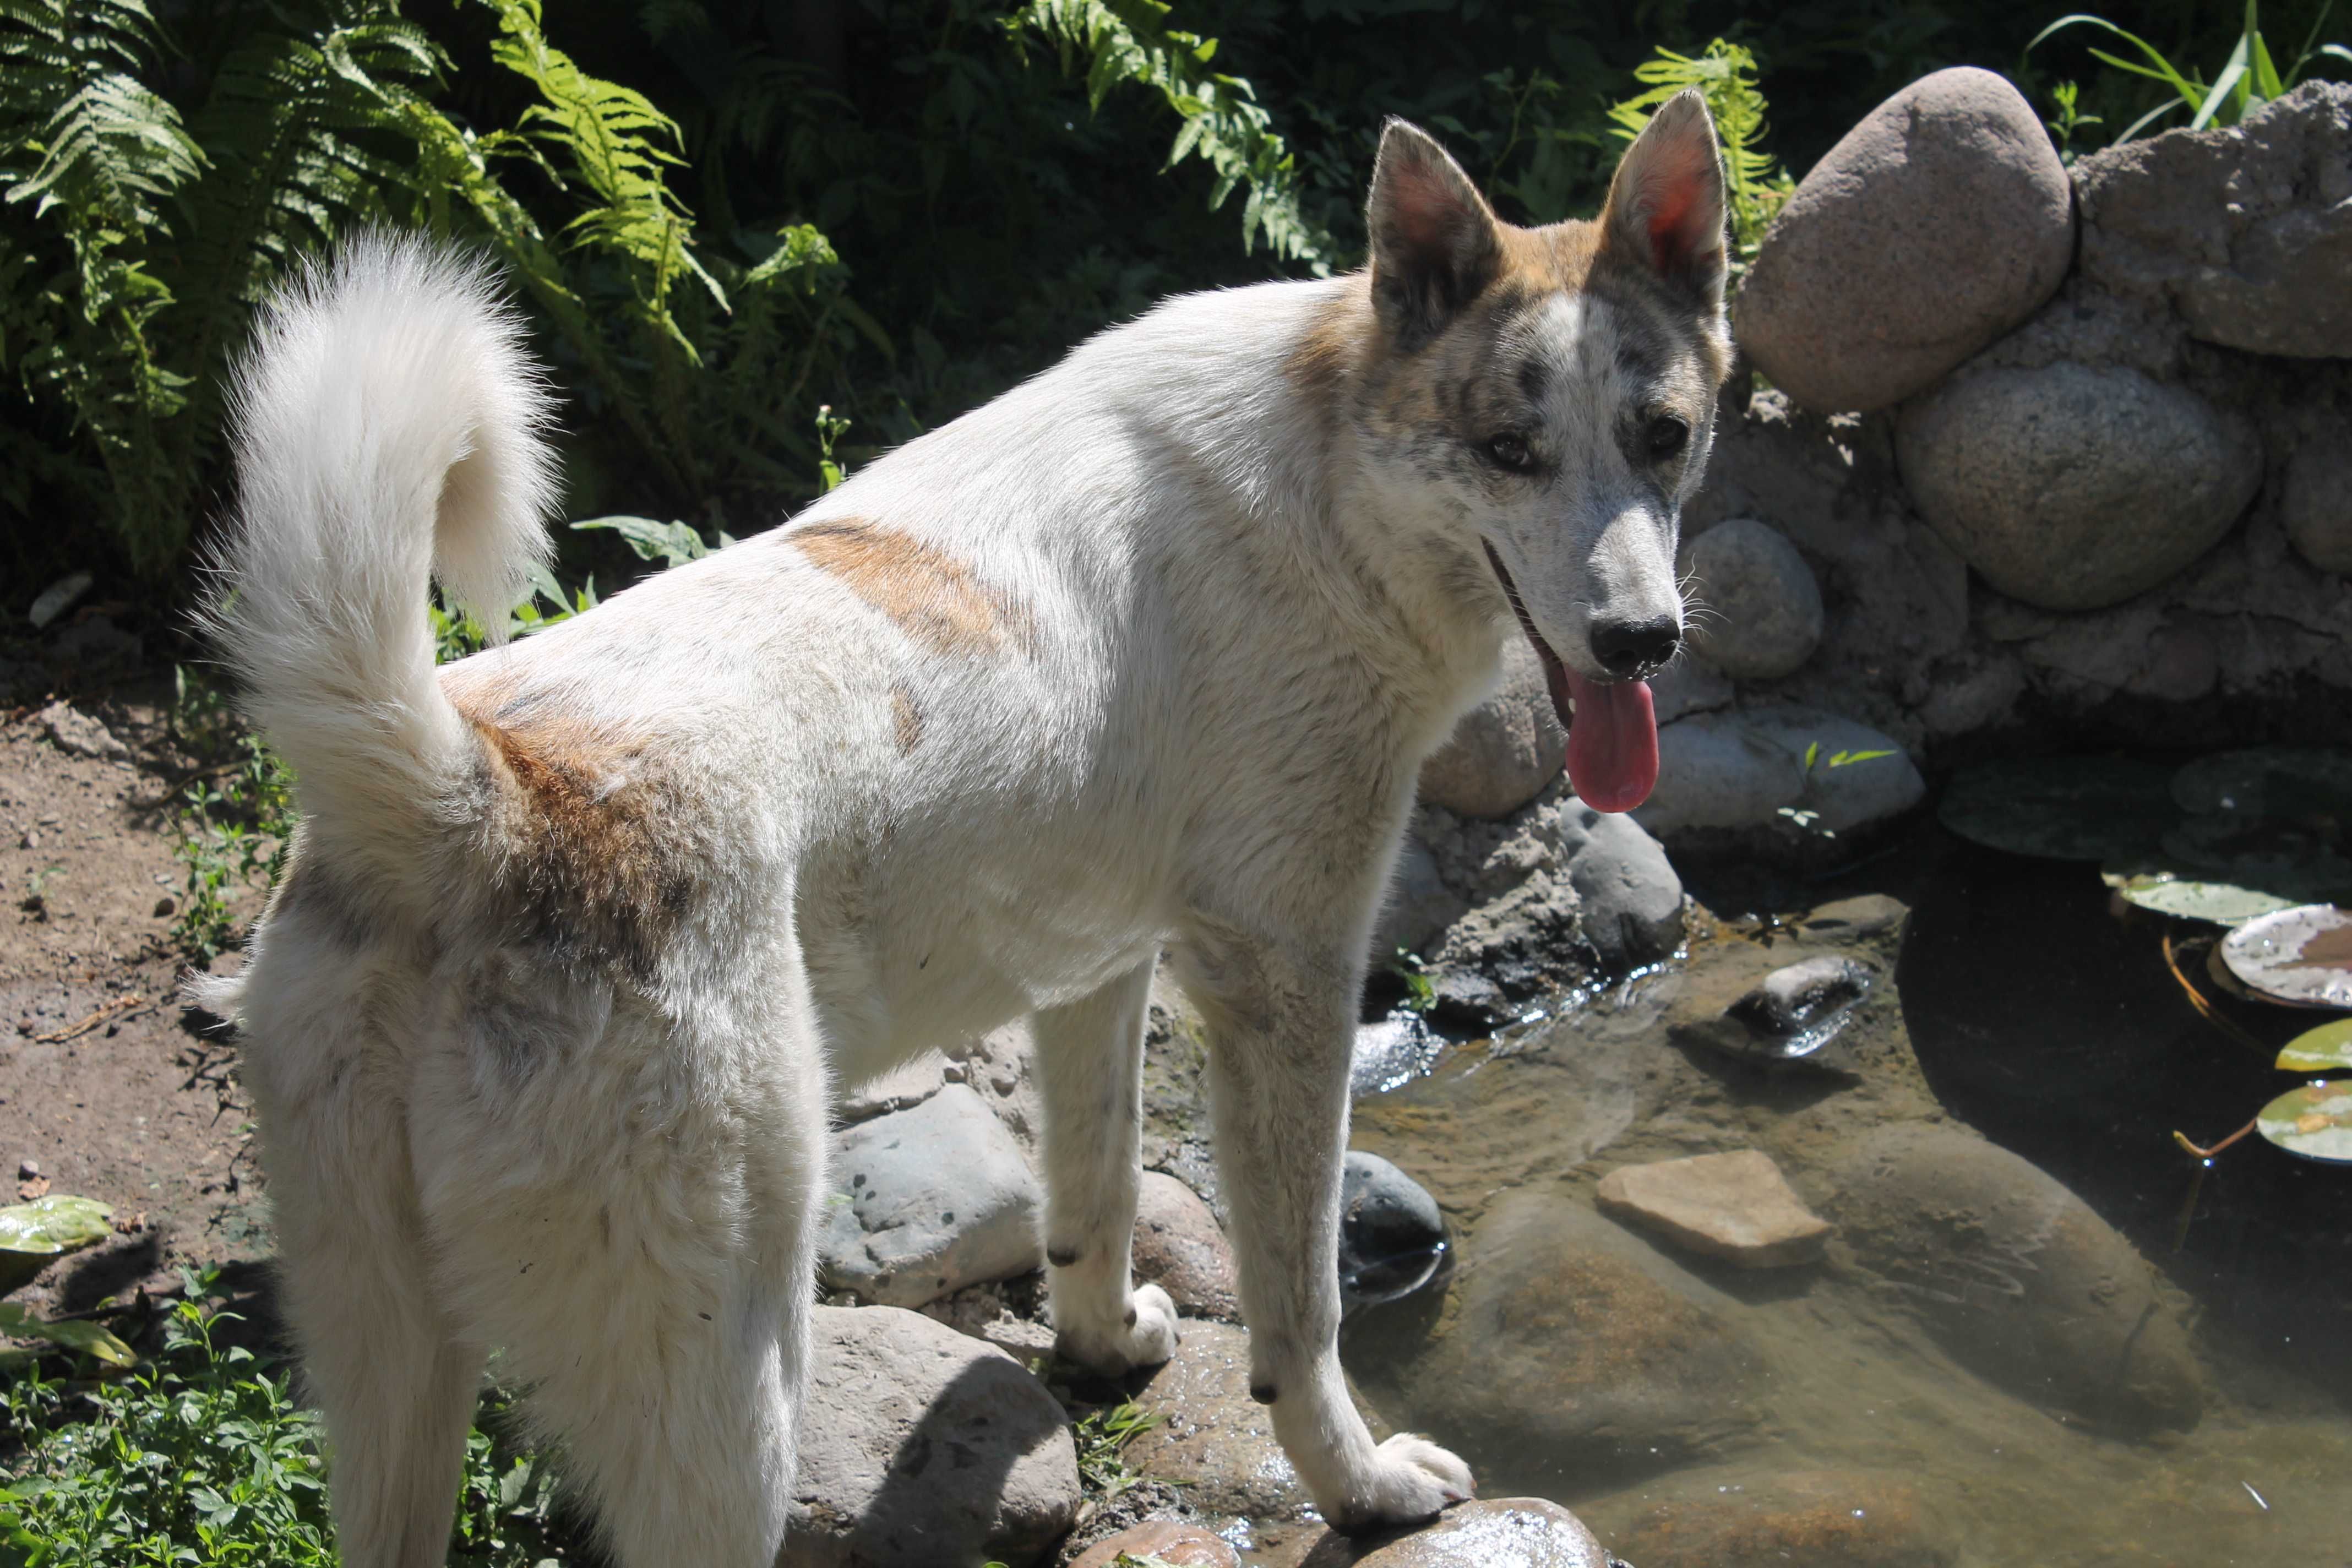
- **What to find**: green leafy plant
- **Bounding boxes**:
[1070,1398,1164,1506]
[167,667,293,963]
[2031,1,2352,143]
[1607,39,1794,267]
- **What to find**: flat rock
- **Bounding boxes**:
[1735,68,2072,412]
[1635,706,1923,845]
[1591,1467,1950,1568]
[1126,1320,1310,1520]
[1133,1170,1239,1321]
[1296,1499,1614,1568]
[1681,519,1823,680]
[1351,1191,1762,1486]
[1071,1521,1239,1568]
[1896,362,2260,611]
[37,702,126,761]
[820,1084,1043,1308]
[1419,638,1567,819]
[787,1305,1079,1567]
[1596,1150,1832,1268]
[1832,1122,2206,1434]
[2283,428,2352,576]
[2075,81,2352,357]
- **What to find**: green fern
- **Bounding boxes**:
[1607,39,1793,268]
[1011,0,1334,271]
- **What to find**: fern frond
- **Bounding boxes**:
[1010,0,1334,271]
[1607,39,1793,264]
[0,0,203,228]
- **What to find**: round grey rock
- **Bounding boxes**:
[1634,706,1923,843]
[1681,519,1823,680]
[1896,362,2261,610]
[1420,638,1567,819]
[2283,429,2352,575]
[1297,1498,1613,1567]
[788,1305,1079,1567]
[1340,1151,1449,1310]
[1558,801,1684,968]
[1736,67,2073,413]
[1832,1123,2206,1434]
[819,1084,1042,1308]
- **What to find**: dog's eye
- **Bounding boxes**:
[1645,416,1690,462]
[1483,434,1536,473]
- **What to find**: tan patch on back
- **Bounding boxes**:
[454,693,696,978]
[1287,275,1374,405]
[794,518,1035,658]
[891,684,924,755]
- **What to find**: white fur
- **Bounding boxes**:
[204,105,1726,1566]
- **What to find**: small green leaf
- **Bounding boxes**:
[2278,1019,2352,1073]
[1803,741,1820,772]
[0,1194,114,1295]
[0,1302,136,1367]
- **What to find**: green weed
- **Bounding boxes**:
[167,669,293,966]
[1071,1399,1166,1507]
[2032,0,2352,144]
[1608,39,1794,269]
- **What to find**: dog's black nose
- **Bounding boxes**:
[1591,616,1681,678]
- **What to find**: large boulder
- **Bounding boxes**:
[1734,67,2073,413]
[820,1085,1043,1308]
[1634,705,1923,845]
[2075,81,2352,357]
[1895,362,2260,611]
[1681,518,1823,680]
[787,1306,1080,1567]
[1831,1123,2207,1434]
[1419,638,1568,819]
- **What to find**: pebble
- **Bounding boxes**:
[1681,519,1823,680]
[37,701,127,761]
[1895,363,2260,611]
[1734,68,2072,412]
[786,1305,1078,1567]
[1595,1150,1833,1269]
[818,1084,1042,1309]
[1419,638,1567,819]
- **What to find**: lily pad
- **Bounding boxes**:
[2254,1081,2352,1164]
[0,1194,113,1296]
[2222,904,2352,1009]
[0,1300,135,1366]
[1940,758,2180,862]
[2101,860,2304,927]
[2157,814,2352,899]
[2279,1020,2352,1074]
[2171,747,2352,820]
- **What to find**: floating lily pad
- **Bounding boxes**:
[0,1194,112,1296]
[0,1300,135,1365]
[2158,814,2352,897]
[2222,904,2352,1009]
[2254,1081,2352,1164]
[2171,747,2352,820]
[2279,1020,2352,1074]
[1940,758,2180,862]
[2101,860,2304,926]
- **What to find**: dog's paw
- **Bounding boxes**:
[1324,1434,1474,1537]
[1054,1282,1180,1375]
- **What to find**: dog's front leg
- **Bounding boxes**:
[1177,925,1473,1534]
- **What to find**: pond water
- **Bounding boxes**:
[1313,819,2352,1568]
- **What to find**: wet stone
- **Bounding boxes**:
[1673,955,1876,1076]
[1596,1150,1832,1270]
[1133,1170,1240,1321]
[1070,1521,1240,1568]
[1340,1151,1449,1311]
[1295,1498,1616,1568]
[1126,1320,1311,1521]
[1592,1467,1952,1568]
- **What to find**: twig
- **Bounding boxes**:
[2160,933,2268,1054]
[33,994,148,1043]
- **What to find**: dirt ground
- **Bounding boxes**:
[2,679,274,1319]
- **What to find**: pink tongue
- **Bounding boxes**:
[1558,667,1659,813]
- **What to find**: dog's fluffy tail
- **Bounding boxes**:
[204,235,557,899]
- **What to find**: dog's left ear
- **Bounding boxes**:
[1600,89,1729,307]
[1366,119,1502,351]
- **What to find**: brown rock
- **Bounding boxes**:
[1133,1170,1240,1321]
[1596,1150,1831,1268]
[1599,1468,1950,1568]
[1070,1521,1240,1568]
[1295,1498,1611,1567]
[1418,638,1566,819]
[1126,1320,1311,1520]
[1734,68,2072,413]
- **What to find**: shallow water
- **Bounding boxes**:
[1312,824,2352,1568]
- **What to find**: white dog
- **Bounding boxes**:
[196,94,1729,1567]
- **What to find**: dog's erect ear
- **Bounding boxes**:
[1366,119,1502,350]
[1600,89,1729,307]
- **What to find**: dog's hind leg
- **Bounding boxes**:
[1034,961,1179,1373]
[412,963,828,1568]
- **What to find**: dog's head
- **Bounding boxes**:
[1351,94,1733,812]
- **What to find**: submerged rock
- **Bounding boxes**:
[819,1084,1042,1308]
[1340,1151,1449,1311]
[1297,1498,1616,1567]
[1591,1467,1951,1568]
[1831,1123,2207,1434]
[788,1306,1078,1567]
[1596,1150,1832,1269]
[1675,955,1876,1075]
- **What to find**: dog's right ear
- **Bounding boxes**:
[1366,120,1502,351]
